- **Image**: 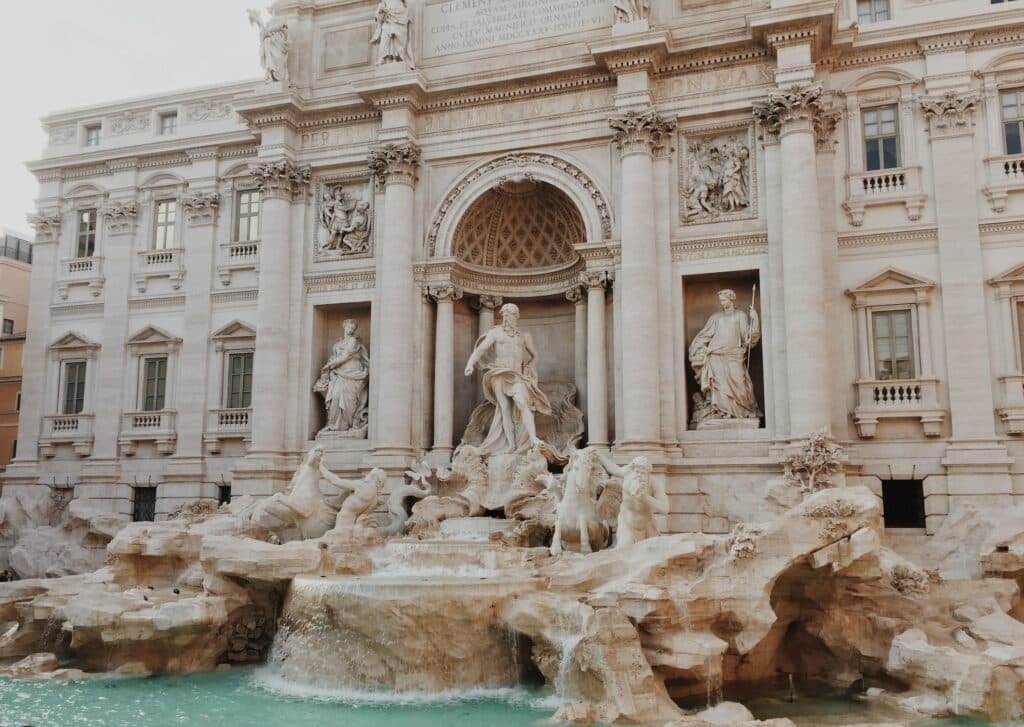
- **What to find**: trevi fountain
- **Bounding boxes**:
[4,0,1024,725]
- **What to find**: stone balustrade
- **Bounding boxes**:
[853,377,945,438]
[38,414,95,457]
[217,240,260,286]
[997,374,1024,435]
[844,166,926,226]
[57,256,105,299]
[135,248,184,293]
[203,407,252,454]
[118,410,177,455]
[983,154,1024,213]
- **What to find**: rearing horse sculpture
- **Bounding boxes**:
[547,446,611,555]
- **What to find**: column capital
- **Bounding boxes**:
[180,191,220,227]
[752,83,825,142]
[368,142,422,187]
[920,90,978,138]
[609,109,673,158]
[249,159,311,201]
[428,282,462,303]
[478,293,503,310]
[28,211,62,244]
[101,200,139,236]
[565,286,584,304]
[580,269,612,289]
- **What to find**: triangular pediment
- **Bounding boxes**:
[127,324,182,347]
[846,267,936,296]
[211,319,256,340]
[989,262,1024,286]
[48,331,100,351]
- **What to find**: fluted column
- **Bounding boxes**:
[430,283,461,456]
[248,160,308,455]
[176,191,219,457]
[368,143,421,457]
[652,119,678,448]
[753,85,831,437]
[566,287,587,417]
[610,110,665,450]
[582,270,610,447]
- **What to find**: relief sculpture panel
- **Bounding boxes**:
[315,177,375,261]
[679,123,756,225]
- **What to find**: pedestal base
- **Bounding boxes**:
[696,418,760,431]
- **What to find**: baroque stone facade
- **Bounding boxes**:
[8,0,1024,546]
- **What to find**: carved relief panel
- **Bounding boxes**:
[678,122,757,225]
[314,174,375,262]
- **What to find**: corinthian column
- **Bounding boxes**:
[248,159,309,456]
[610,110,666,450]
[651,119,679,448]
[429,283,462,456]
[753,85,831,437]
[581,270,610,447]
[368,143,421,458]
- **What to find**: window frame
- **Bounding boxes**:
[2,319,14,335]
[158,112,178,136]
[83,124,101,147]
[1000,88,1024,156]
[862,104,901,171]
[857,0,891,24]
[139,354,169,412]
[225,350,254,410]
[234,189,261,243]
[61,359,88,415]
[76,208,98,258]
[870,305,918,381]
[152,198,178,251]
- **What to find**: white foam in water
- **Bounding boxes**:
[252,667,558,710]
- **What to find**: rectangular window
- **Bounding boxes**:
[153,200,177,250]
[863,105,900,171]
[857,0,890,23]
[77,209,97,258]
[62,361,87,415]
[235,190,261,242]
[142,356,168,412]
[881,479,926,528]
[226,352,254,409]
[3,319,13,335]
[132,487,156,522]
[1001,90,1024,156]
[15,391,21,411]
[159,112,177,135]
[11,439,16,459]
[0,348,4,368]
[84,125,100,147]
[873,309,915,380]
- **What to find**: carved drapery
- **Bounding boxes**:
[752,83,826,141]
[180,191,220,226]
[609,109,673,157]
[920,90,978,137]
[368,142,421,187]
[102,200,139,235]
[29,213,62,244]
[249,159,311,200]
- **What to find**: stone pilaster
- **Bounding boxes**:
[753,84,832,438]
[610,110,665,451]
[429,283,462,457]
[368,142,421,460]
[175,190,219,459]
[247,160,309,464]
[566,287,587,420]
[920,89,1012,500]
[651,116,679,450]
[582,270,611,448]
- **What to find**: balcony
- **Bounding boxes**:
[983,155,1024,213]
[39,413,94,457]
[203,408,252,454]
[852,378,945,438]
[57,256,105,299]
[843,166,926,226]
[217,240,259,286]
[119,409,177,455]
[997,374,1024,435]
[135,248,184,293]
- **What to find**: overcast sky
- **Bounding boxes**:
[0,1,263,237]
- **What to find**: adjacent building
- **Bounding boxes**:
[5,0,1024,546]
[0,231,32,471]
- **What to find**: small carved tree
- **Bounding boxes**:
[783,429,843,492]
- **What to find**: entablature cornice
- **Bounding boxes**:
[589,31,671,74]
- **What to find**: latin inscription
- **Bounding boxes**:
[424,0,611,57]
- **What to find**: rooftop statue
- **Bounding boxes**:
[247,8,289,84]
[371,0,415,68]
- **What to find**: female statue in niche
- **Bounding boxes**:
[314,320,369,437]
[688,288,761,425]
